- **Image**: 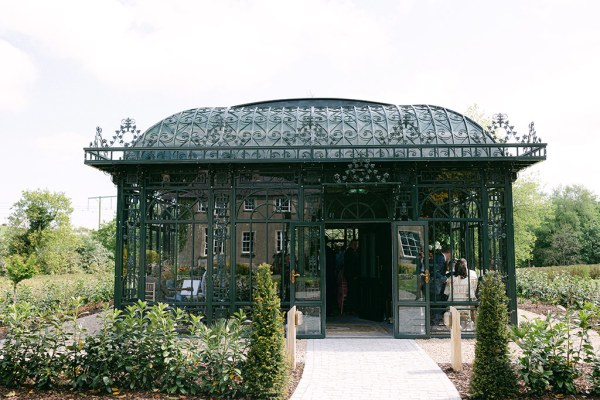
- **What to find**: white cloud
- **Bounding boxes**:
[0,0,403,93]
[0,40,38,111]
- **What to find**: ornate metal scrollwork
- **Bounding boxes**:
[113,118,141,147]
[487,113,542,144]
[334,158,390,183]
[90,117,141,148]
[297,116,327,144]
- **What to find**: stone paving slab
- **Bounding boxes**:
[290,338,461,400]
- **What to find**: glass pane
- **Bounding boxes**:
[296,306,322,336]
[270,222,290,302]
[397,225,426,301]
[397,306,426,335]
[294,226,321,301]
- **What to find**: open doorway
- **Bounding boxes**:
[324,224,393,337]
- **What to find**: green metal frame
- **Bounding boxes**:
[392,221,430,338]
[290,222,325,339]
[84,99,546,336]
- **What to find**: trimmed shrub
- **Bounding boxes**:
[75,301,194,394]
[513,303,600,396]
[190,311,249,398]
[469,273,518,399]
[516,268,600,308]
[0,297,85,388]
[243,263,288,400]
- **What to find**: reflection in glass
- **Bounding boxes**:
[397,226,426,301]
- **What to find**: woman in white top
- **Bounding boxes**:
[445,258,477,301]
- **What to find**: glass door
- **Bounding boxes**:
[392,222,429,338]
[290,223,325,338]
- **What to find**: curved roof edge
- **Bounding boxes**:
[233,98,393,109]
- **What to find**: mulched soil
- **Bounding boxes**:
[518,298,568,317]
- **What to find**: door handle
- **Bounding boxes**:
[291,269,301,283]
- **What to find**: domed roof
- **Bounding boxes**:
[85,98,545,166]
[135,99,494,149]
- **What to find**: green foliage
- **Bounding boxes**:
[534,185,600,266]
[0,297,86,388]
[243,263,289,400]
[0,273,114,323]
[0,299,263,399]
[516,268,600,308]
[469,273,518,399]
[35,227,83,274]
[512,173,549,267]
[190,311,250,398]
[76,231,113,273]
[9,189,73,232]
[76,301,195,394]
[8,190,73,257]
[91,218,116,255]
[5,254,36,302]
[0,225,9,275]
[464,103,491,130]
[512,303,600,395]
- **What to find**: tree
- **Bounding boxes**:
[243,263,288,399]
[8,190,73,259]
[469,273,518,399]
[534,185,600,266]
[92,218,117,256]
[0,225,9,275]
[512,173,550,267]
[9,189,72,232]
[5,254,37,302]
[464,103,492,130]
[77,230,113,273]
[35,227,83,274]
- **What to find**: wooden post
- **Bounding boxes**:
[286,305,297,370]
[450,306,462,371]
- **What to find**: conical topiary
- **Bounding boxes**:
[469,272,518,399]
[243,263,289,399]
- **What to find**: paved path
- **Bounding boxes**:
[290,338,461,400]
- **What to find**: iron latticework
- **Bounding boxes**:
[85,99,545,167]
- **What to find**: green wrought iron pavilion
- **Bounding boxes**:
[84,98,546,338]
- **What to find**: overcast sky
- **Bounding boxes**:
[0,0,598,229]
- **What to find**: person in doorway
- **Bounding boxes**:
[444,258,469,301]
[431,246,451,325]
[434,246,451,299]
[344,239,361,314]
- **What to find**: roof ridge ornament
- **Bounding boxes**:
[89,117,140,148]
[113,118,141,147]
[487,113,541,144]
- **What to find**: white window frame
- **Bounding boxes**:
[243,198,256,211]
[274,197,291,213]
[241,231,255,254]
[204,227,224,256]
[275,230,284,253]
